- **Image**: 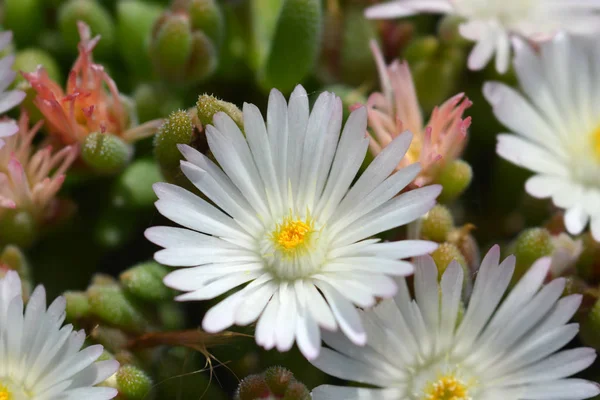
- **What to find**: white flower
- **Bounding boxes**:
[0,31,26,149]
[0,271,119,400]
[310,245,600,400]
[364,0,600,74]
[485,34,600,241]
[145,85,441,360]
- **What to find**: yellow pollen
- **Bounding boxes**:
[593,126,600,160]
[0,384,12,400]
[423,375,470,400]
[272,216,313,252]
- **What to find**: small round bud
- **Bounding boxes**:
[235,374,270,400]
[282,381,310,400]
[0,245,32,300]
[447,225,480,272]
[0,210,38,249]
[82,132,132,175]
[4,0,44,46]
[116,365,154,400]
[264,366,294,396]
[513,228,554,280]
[116,1,163,77]
[421,205,455,242]
[188,0,225,47]
[112,159,162,209]
[120,261,172,302]
[577,232,600,283]
[196,94,243,128]
[438,159,473,203]
[58,0,116,58]
[151,13,193,77]
[64,291,91,321]
[431,242,467,275]
[154,110,195,182]
[87,283,148,333]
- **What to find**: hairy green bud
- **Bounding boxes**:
[116,365,154,400]
[64,291,91,321]
[81,132,132,175]
[421,205,455,243]
[120,261,172,302]
[87,284,149,333]
[438,159,473,203]
[196,94,243,128]
[112,159,162,209]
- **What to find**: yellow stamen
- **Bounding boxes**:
[0,383,13,400]
[593,126,600,160]
[272,216,313,253]
[423,374,471,400]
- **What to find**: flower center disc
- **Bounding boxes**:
[272,217,313,253]
[423,375,471,400]
[0,383,13,400]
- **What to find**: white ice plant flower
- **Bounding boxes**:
[0,271,119,399]
[310,245,600,400]
[145,85,441,360]
[364,0,600,74]
[0,31,26,148]
[486,34,600,242]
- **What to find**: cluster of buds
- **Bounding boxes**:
[235,366,310,400]
[365,41,472,198]
[23,22,162,174]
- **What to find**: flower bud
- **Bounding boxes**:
[447,225,480,272]
[87,283,149,333]
[235,374,270,400]
[577,232,600,283]
[337,7,377,86]
[120,261,173,303]
[64,290,91,321]
[0,209,38,249]
[3,0,44,46]
[421,205,455,242]
[513,227,554,281]
[264,366,294,396]
[437,159,473,203]
[282,381,310,400]
[431,242,467,275]
[116,1,163,77]
[58,0,116,58]
[82,132,133,175]
[188,0,225,48]
[580,297,600,350]
[196,94,243,128]
[154,110,195,182]
[116,365,154,400]
[258,0,322,92]
[0,245,32,300]
[112,159,162,210]
[133,83,184,123]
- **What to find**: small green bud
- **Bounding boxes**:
[82,132,132,175]
[87,283,149,333]
[264,366,294,396]
[447,226,480,272]
[0,210,38,249]
[0,245,32,300]
[577,232,600,282]
[513,228,554,281]
[112,159,162,209]
[438,159,473,203]
[431,242,467,276]
[580,297,600,350]
[154,110,194,181]
[64,291,91,321]
[421,205,455,242]
[116,1,163,77]
[282,381,310,400]
[196,94,243,128]
[187,31,219,82]
[120,261,172,302]
[89,325,129,354]
[260,0,323,92]
[13,49,62,86]
[235,374,270,400]
[4,0,44,46]
[133,83,184,123]
[116,365,153,400]
[188,0,225,48]
[58,0,116,58]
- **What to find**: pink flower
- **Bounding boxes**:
[365,40,471,187]
[22,22,161,146]
[0,112,77,222]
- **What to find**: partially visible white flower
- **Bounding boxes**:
[0,270,119,400]
[0,31,26,149]
[365,0,600,74]
[310,245,600,400]
[146,85,441,360]
[486,34,600,241]
[550,233,583,278]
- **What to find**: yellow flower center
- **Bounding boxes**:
[271,216,314,253]
[423,375,471,400]
[593,126,600,160]
[0,384,12,400]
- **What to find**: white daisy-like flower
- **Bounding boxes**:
[310,245,600,400]
[145,85,441,359]
[0,270,119,399]
[485,34,600,241]
[364,0,600,74]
